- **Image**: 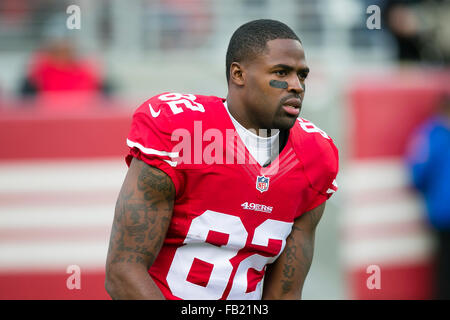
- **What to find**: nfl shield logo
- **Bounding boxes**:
[256,176,270,193]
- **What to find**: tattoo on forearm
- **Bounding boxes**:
[279,220,316,295]
[280,242,298,294]
[107,162,175,268]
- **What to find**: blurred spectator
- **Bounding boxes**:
[405,94,450,299]
[383,0,423,62]
[383,0,450,64]
[19,37,113,98]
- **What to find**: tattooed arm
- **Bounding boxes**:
[261,202,326,300]
[105,157,175,299]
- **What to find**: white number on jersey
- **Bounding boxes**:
[157,93,205,115]
[165,210,293,300]
[227,219,292,299]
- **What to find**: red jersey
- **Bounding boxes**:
[126,92,339,300]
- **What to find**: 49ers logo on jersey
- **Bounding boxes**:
[256,176,269,193]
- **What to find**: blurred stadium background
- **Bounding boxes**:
[0,0,449,299]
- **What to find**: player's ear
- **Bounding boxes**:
[230,62,245,86]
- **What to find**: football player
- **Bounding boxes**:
[105,19,339,300]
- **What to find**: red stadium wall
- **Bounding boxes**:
[0,101,133,300]
[344,70,450,300]
[0,106,131,160]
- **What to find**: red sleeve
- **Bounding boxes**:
[303,138,339,213]
[125,97,184,196]
[292,118,340,218]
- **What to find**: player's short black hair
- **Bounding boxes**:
[226,19,301,83]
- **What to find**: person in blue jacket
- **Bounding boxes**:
[405,94,450,299]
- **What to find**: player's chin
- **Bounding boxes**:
[273,106,301,129]
[273,115,298,130]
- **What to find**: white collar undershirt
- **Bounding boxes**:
[224,101,280,167]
